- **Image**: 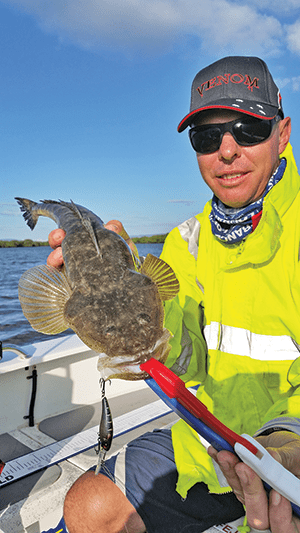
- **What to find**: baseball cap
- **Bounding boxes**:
[178,56,284,132]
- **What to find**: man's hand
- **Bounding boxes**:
[47,221,136,269]
[208,431,300,532]
[269,490,300,533]
[47,229,66,268]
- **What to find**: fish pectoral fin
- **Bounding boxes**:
[141,254,179,301]
[18,265,72,334]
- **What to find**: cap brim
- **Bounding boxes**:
[177,99,280,132]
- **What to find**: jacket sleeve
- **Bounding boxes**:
[160,223,207,384]
[257,356,300,431]
[254,417,300,437]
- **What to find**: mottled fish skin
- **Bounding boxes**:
[16,198,179,380]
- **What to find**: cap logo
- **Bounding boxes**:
[196,73,260,98]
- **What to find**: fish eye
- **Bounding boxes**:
[137,313,151,324]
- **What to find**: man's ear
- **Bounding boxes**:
[279,117,291,155]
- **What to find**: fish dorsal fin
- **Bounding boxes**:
[69,200,101,257]
[18,265,72,334]
[141,254,179,301]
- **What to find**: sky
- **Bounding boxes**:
[1,0,300,240]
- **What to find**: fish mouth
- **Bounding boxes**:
[97,328,171,381]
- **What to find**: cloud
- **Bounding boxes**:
[286,19,300,54]
[167,200,196,206]
[292,77,300,91]
[2,0,184,53]
[275,75,300,92]
[0,0,292,57]
[241,0,300,14]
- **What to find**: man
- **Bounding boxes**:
[48,56,300,532]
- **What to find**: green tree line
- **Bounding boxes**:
[132,234,167,244]
[0,234,167,248]
[0,240,49,248]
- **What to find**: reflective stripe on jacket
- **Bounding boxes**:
[160,143,300,497]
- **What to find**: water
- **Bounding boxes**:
[0,242,164,346]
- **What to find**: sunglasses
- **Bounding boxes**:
[189,115,280,154]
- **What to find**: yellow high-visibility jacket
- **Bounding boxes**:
[160,143,300,498]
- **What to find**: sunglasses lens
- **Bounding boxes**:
[233,119,272,145]
[189,117,274,154]
[189,126,222,154]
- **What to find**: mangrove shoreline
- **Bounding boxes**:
[0,234,168,248]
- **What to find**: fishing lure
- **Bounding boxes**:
[95,378,113,475]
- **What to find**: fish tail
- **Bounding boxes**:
[15,197,39,230]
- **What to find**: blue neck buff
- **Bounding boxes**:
[209,158,287,243]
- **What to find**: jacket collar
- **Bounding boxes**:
[265,143,300,218]
[223,143,300,268]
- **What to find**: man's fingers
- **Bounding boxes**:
[105,220,123,234]
[47,229,66,269]
[47,219,137,269]
[209,436,300,532]
[209,447,269,528]
[208,449,241,489]
[47,247,64,268]
[207,448,244,501]
[269,491,300,533]
[105,220,138,255]
[257,432,300,477]
[235,462,269,530]
[48,229,66,249]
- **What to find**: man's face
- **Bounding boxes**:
[194,110,291,208]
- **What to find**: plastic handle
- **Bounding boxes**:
[140,358,257,454]
[140,358,257,455]
[235,434,300,517]
[146,377,234,452]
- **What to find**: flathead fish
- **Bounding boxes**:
[15,198,179,380]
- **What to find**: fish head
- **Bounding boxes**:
[64,272,169,378]
[96,327,172,380]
